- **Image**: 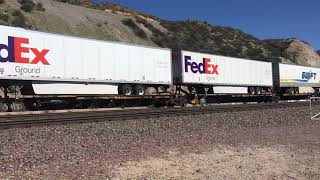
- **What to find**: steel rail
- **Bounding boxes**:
[0,101,312,129]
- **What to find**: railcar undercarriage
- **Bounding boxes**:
[0,80,318,112]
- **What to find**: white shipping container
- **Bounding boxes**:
[0,25,172,85]
[279,63,320,87]
[180,51,273,86]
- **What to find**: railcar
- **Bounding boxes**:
[272,63,320,99]
[0,25,319,112]
[171,50,275,104]
[172,51,320,104]
[0,25,172,111]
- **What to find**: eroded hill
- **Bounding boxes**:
[0,0,319,67]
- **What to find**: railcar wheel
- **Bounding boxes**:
[0,102,9,112]
[255,87,262,95]
[199,97,207,106]
[314,88,320,94]
[134,85,145,96]
[121,84,133,96]
[89,101,100,109]
[248,87,256,95]
[288,88,295,95]
[10,101,26,112]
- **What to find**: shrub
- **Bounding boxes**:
[12,10,22,17]
[96,22,102,27]
[0,12,9,22]
[134,15,164,37]
[135,15,147,25]
[11,10,28,28]
[121,18,147,39]
[0,0,5,4]
[35,2,45,11]
[18,0,35,12]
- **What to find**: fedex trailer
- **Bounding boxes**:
[173,51,273,95]
[0,25,172,96]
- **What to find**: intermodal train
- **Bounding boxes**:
[0,25,319,111]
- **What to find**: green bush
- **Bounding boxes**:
[35,2,45,11]
[18,0,35,12]
[0,12,9,22]
[134,15,164,37]
[121,18,147,39]
[11,10,28,28]
[96,22,102,27]
[12,10,22,17]
[135,16,147,25]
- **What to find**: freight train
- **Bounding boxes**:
[0,25,319,111]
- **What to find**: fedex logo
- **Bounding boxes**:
[184,56,219,75]
[0,36,50,65]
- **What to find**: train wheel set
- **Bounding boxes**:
[0,81,316,112]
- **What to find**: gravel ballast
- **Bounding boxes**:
[0,105,320,179]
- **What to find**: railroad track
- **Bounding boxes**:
[0,101,312,129]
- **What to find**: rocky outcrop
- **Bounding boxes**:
[282,40,320,67]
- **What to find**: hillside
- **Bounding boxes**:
[1,0,320,67]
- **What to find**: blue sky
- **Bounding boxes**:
[96,0,320,49]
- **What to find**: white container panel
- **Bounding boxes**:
[114,43,129,81]
[279,63,320,87]
[32,83,118,95]
[63,38,83,79]
[156,50,172,83]
[99,43,116,81]
[43,36,64,79]
[146,48,157,82]
[128,45,146,82]
[142,48,156,82]
[181,51,273,86]
[83,40,100,80]
[213,87,248,94]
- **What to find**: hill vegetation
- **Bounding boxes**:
[53,0,158,20]
[150,20,288,62]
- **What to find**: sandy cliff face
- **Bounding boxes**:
[282,40,320,67]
